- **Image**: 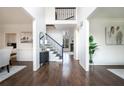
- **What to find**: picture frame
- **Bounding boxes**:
[105,25,124,45]
[20,32,32,43]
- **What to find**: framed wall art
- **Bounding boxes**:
[105,25,124,45]
[20,32,32,43]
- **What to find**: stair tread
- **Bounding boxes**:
[41,38,62,62]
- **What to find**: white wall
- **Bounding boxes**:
[0,24,33,61]
[6,34,16,44]
[45,7,55,24]
[24,7,46,71]
[77,7,96,71]
[74,28,79,60]
[90,18,124,65]
[0,31,2,48]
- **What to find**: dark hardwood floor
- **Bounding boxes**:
[0,53,124,86]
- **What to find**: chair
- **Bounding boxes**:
[0,48,12,73]
[6,46,15,65]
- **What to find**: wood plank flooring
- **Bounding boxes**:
[0,53,124,86]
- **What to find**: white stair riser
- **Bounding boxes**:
[49,56,59,59]
[49,58,60,61]
[49,54,57,57]
[49,59,62,62]
[49,52,62,62]
[49,51,55,54]
[42,42,62,62]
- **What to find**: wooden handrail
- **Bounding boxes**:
[65,16,74,20]
[40,35,44,40]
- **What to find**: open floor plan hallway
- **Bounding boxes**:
[0,53,124,86]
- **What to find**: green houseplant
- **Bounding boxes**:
[89,35,97,63]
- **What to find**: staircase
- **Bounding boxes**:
[40,33,63,63]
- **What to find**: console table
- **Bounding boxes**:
[40,51,49,64]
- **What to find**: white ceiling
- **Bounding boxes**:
[88,7,124,19]
[0,7,33,24]
[55,24,76,31]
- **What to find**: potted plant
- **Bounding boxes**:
[89,35,98,64]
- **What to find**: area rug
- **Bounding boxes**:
[107,69,124,79]
[0,66,26,82]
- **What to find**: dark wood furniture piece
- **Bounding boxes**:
[9,53,16,65]
[7,43,16,48]
[40,51,49,64]
[70,43,74,52]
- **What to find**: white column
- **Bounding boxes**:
[33,20,40,71]
[79,19,90,71]
[74,28,79,60]
[85,19,90,71]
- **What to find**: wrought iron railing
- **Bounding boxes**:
[55,7,76,20]
[39,32,63,61]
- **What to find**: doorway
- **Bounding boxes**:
[63,31,74,55]
[5,33,17,48]
[5,33,17,64]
